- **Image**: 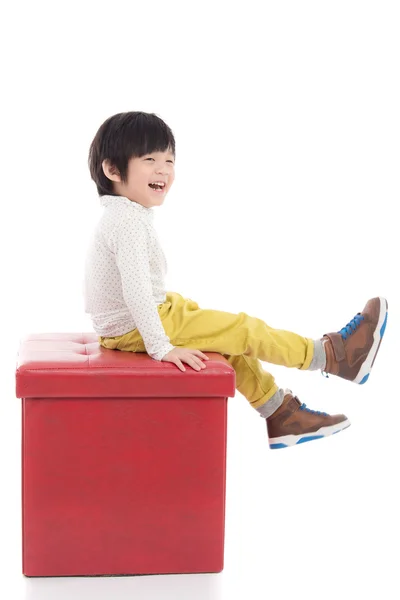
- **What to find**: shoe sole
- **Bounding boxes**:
[354,296,388,385]
[268,418,351,449]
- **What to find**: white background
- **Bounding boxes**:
[1,1,399,598]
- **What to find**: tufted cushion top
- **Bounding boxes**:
[15,333,236,399]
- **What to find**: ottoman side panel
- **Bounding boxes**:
[22,395,228,576]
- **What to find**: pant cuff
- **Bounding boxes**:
[299,338,315,370]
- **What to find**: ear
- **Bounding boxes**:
[102,159,121,182]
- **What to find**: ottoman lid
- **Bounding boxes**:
[15,333,236,399]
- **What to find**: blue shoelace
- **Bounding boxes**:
[339,313,364,340]
[299,403,328,417]
[321,312,365,378]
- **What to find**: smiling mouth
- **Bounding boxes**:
[148,184,166,193]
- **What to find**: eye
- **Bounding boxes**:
[145,157,174,164]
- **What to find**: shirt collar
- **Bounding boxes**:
[99,195,154,222]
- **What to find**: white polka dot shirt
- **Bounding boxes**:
[84,194,175,361]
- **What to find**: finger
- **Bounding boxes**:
[187,358,203,371]
[192,350,210,360]
[194,358,206,369]
[190,355,207,369]
[176,359,186,372]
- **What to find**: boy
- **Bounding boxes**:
[84,111,388,449]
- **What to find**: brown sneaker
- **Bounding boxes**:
[266,389,350,449]
[322,297,388,384]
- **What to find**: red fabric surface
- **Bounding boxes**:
[16,333,235,576]
[16,333,236,399]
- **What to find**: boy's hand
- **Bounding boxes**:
[161,347,209,372]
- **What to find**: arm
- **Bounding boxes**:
[111,214,175,361]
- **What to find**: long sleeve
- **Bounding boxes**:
[110,213,175,361]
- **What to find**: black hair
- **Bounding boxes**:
[88,111,176,196]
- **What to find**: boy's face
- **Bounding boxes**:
[103,148,175,208]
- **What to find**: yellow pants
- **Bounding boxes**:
[98,291,315,411]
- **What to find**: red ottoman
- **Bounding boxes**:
[15,333,236,577]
